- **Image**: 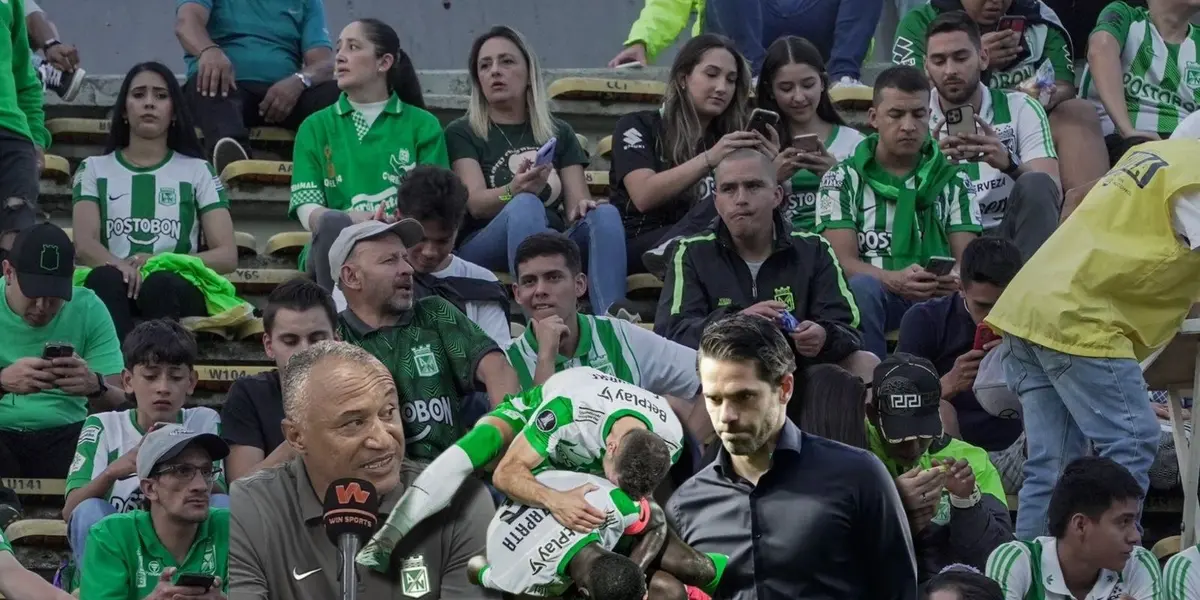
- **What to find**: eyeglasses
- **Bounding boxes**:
[152,464,221,484]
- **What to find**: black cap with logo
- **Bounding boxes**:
[873,353,943,443]
[8,223,74,301]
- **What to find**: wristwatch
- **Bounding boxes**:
[42,39,61,53]
[294,72,313,89]
[949,485,982,509]
[1001,150,1021,176]
[86,372,108,399]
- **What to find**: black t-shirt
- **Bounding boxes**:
[609,110,716,239]
[220,370,286,454]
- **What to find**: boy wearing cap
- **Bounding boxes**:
[80,424,230,600]
[330,219,519,463]
[868,353,1013,580]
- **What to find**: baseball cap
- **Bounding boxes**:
[136,423,230,480]
[327,219,424,285]
[873,353,943,443]
[8,222,74,301]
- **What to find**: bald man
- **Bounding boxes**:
[228,341,498,599]
[655,148,876,383]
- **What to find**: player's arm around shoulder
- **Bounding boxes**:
[985,541,1034,600]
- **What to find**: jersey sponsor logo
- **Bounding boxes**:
[857,230,892,253]
[536,409,557,432]
[111,489,146,513]
[979,196,1009,217]
[527,526,583,576]
[1110,151,1168,189]
[1123,73,1199,113]
[401,555,431,597]
[590,371,623,385]
[78,425,101,445]
[349,187,397,214]
[819,169,844,193]
[969,178,1010,194]
[292,567,321,580]
[576,407,603,425]
[107,217,182,246]
[773,287,795,311]
[386,149,415,185]
[599,386,668,423]
[498,503,549,551]
[413,344,440,377]
[68,452,85,475]
[784,191,817,217]
[622,127,644,150]
[108,193,129,202]
[696,175,715,204]
[291,181,319,192]
[402,396,454,442]
[157,187,177,207]
[991,67,1035,90]
[893,37,916,66]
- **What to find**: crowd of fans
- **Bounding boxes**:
[2,0,1200,598]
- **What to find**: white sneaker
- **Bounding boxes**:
[831,76,868,90]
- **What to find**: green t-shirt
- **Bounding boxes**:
[444,116,589,238]
[80,508,229,600]
[288,92,449,220]
[1080,2,1200,136]
[337,297,499,462]
[893,4,1074,90]
[0,280,124,431]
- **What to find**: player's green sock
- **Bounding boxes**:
[702,552,728,596]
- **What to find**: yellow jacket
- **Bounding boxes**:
[624,0,704,63]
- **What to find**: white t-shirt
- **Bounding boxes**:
[480,471,645,597]
[986,537,1161,600]
[1164,544,1200,600]
[1166,126,1200,250]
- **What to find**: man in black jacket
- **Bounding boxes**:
[655,148,876,382]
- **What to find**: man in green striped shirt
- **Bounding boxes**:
[816,66,982,359]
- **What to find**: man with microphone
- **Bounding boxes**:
[228,341,496,599]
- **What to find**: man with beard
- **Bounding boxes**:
[329,219,519,463]
[925,11,1060,260]
[666,313,917,599]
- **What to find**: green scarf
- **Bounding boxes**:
[73,254,251,318]
[849,134,963,267]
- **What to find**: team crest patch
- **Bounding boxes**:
[40,244,60,271]
[401,555,431,597]
[1187,63,1200,89]
[157,187,177,206]
[413,344,439,377]
[773,287,795,311]
[68,452,85,475]
[536,409,557,432]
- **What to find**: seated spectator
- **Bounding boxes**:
[448,28,626,311]
[667,314,918,598]
[923,566,1004,600]
[1,527,73,600]
[80,424,230,599]
[758,36,867,233]
[791,363,870,450]
[392,165,510,346]
[24,0,84,101]
[174,0,340,170]
[898,237,1024,454]
[925,11,1060,260]
[609,34,760,276]
[0,224,125,515]
[985,457,1160,599]
[1082,0,1200,162]
[816,66,982,359]
[222,277,335,481]
[607,0,882,88]
[893,0,1108,198]
[229,341,495,598]
[0,0,49,205]
[288,18,447,293]
[867,353,1012,580]
[1164,542,1200,599]
[73,61,237,343]
[64,319,226,574]
[984,139,1197,539]
[331,220,518,462]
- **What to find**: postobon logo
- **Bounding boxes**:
[402,396,454,442]
[107,217,181,245]
[1123,73,1198,113]
[857,230,892,252]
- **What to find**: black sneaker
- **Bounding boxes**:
[37,62,85,102]
[641,237,679,278]
[212,137,249,176]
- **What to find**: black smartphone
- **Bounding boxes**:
[175,572,216,590]
[924,256,957,277]
[746,108,780,138]
[42,342,75,360]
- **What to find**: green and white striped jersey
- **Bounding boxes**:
[504,313,698,399]
[1164,544,1200,600]
[1080,2,1200,136]
[72,151,229,259]
[929,85,1056,230]
[986,537,1161,600]
[784,125,866,232]
[0,528,10,555]
[64,408,224,513]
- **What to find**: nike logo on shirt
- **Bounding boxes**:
[292,567,321,581]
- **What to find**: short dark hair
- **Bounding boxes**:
[514,232,582,276]
[263,277,337,334]
[793,364,868,450]
[961,237,1023,288]
[614,428,672,499]
[123,319,198,368]
[922,568,1003,600]
[873,65,931,105]
[698,313,796,384]
[396,165,469,230]
[926,10,983,49]
[1047,456,1143,538]
[585,553,647,600]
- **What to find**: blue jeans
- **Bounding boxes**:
[705,0,882,78]
[1001,336,1159,539]
[565,204,628,314]
[67,493,231,568]
[457,193,551,275]
[849,274,914,359]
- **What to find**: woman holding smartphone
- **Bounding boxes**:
[757,37,865,233]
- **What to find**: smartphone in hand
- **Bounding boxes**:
[924,256,956,277]
[945,105,977,138]
[792,134,822,153]
[973,322,1001,351]
[997,15,1026,34]
[747,108,781,139]
[175,573,216,590]
[534,137,558,168]
[42,342,75,360]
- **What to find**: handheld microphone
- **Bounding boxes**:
[323,478,380,600]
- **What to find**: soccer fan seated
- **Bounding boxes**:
[64,320,227,583]
[466,470,725,600]
[1165,539,1200,600]
[985,457,1161,599]
[1,527,73,600]
[80,425,230,599]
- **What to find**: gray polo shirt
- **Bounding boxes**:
[228,456,499,599]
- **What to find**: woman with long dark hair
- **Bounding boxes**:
[288,18,447,292]
[72,61,236,342]
[756,36,864,233]
[790,363,869,449]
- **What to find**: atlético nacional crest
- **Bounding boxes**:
[401,555,430,597]
[413,344,439,377]
[158,187,177,206]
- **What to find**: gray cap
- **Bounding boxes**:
[136,423,230,480]
[328,219,424,285]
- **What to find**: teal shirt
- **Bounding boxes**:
[177,0,332,84]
